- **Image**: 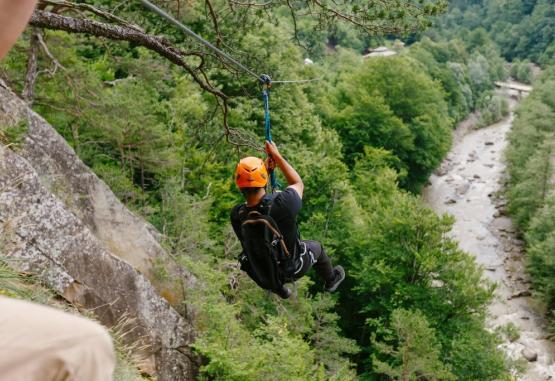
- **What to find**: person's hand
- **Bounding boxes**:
[265,156,276,171]
[265,140,280,159]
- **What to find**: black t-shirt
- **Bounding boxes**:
[231,187,302,256]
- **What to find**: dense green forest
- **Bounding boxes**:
[431,0,555,66]
[4,0,554,380]
[506,67,555,334]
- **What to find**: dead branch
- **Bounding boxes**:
[36,32,66,75]
[23,28,41,104]
[228,0,273,7]
[205,0,222,47]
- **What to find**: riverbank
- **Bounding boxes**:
[423,94,555,380]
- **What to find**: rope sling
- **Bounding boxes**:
[259,74,278,191]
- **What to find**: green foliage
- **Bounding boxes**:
[408,38,473,122]
[476,92,510,127]
[372,309,455,381]
[506,76,555,229]
[433,0,555,66]
[324,149,507,379]
[506,69,555,333]
[0,120,28,149]
[510,60,535,84]
[183,258,358,381]
[326,56,452,191]
[447,323,508,381]
[496,322,521,343]
[0,2,513,378]
[525,197,555,318]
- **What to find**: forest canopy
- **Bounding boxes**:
[0,0,533,379]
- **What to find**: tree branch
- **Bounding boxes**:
[23,28,41,105]
[205,0,222,47]
[29,9,228,101]
[37,32,66,75]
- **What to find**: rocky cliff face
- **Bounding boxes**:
[0,80,197,380]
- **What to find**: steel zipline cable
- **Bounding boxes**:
[140,0,260,80]
[139,0,321,85]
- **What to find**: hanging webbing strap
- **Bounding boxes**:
[260,74,277,191]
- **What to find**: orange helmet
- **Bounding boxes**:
[235,157,268,188]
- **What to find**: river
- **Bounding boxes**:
[423,87,555,380]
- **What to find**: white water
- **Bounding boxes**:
[423,91,555,380]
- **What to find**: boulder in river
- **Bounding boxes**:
[456,183,471,195]
[521,348,538,362]
[509,290,532,299]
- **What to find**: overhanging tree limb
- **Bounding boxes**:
[29,9,227,101]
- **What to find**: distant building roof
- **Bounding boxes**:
[363,46,397,58]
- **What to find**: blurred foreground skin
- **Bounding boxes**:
[0,2,116,380]
[0,297,116,381]
[0,0,38,59]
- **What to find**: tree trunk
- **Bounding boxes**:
[22,28,41,105]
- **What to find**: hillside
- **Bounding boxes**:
[2,0,554,380]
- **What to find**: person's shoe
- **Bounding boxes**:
[325,265,345,292]
[277,286,292,299]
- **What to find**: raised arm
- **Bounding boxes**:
[0,0,37,60]
[265,141,304,199]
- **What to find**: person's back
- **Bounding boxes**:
[232,187,301,260]
[230,141,345,298]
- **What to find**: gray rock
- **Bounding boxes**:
[509,290,532,299]
[521,348,538,362]
[456,183,471,195]
[0,81,193,309]
[436,167,448,176]
[0,80,197,380]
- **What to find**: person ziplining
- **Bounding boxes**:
[230,142,346,298]
[138,1,344,298]
[230,77,345,298]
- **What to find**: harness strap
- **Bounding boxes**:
[242,215,290,257]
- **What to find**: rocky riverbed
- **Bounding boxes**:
[423,93,555,380]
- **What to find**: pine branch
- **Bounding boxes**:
[29,9,227,101]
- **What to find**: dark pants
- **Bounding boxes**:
[293,240,335,283]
